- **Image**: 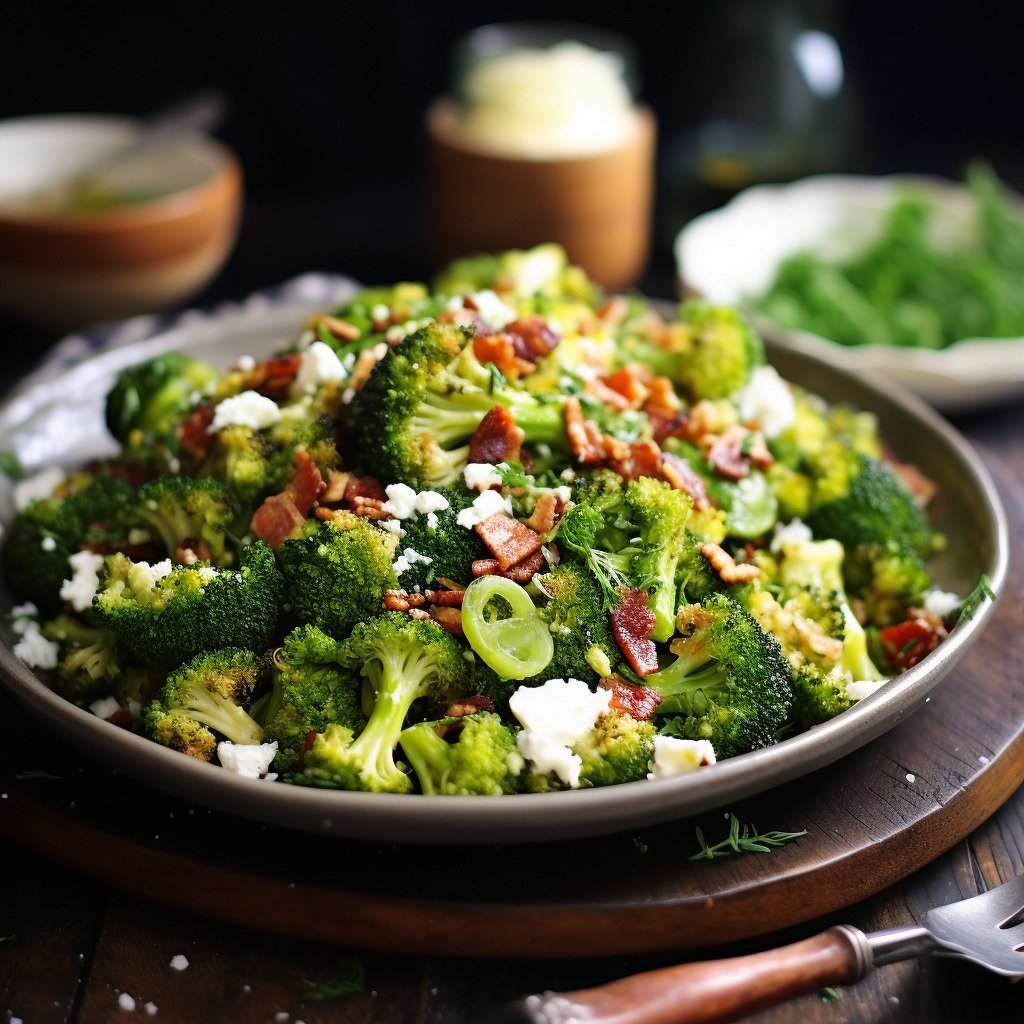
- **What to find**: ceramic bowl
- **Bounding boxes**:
[0,114,242,333]
[674,174,1024,413]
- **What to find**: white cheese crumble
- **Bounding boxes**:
[59,549,105,612]
[464,462,504,492]
[468,289,517,330]
[647,736,717,779]
[509,678,613,789]
[235,354,257,371]
[10,602,39,632]
[379,518,407,537]
[13,622,59,669]
[170,954,189,971]
[415,490,450,516]
[381,483,418,519]
[736,365,796,439]
[289,340,346,398]
[906,773,916,784]
[12,465,66,510]
[41,535,57,552]
[845,677,888,701]
[216,741,279,779]
[923,587,962,618]
[770,518,813,553]
[456,489,509,528]
[119,993,136,1011]
[208,390,282,432]
[89,695,121,720]
[392,547,433,576]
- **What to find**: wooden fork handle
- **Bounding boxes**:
[493,926,871,1024]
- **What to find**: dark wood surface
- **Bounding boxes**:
[1,392,1022,1022]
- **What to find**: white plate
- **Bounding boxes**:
[675,174,1024,413]
[0,299,1008,843]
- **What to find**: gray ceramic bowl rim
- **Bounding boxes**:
[0,300,1008,844]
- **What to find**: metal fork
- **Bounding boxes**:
[490,873,1024,1024]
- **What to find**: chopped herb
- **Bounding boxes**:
[14,769,63,782]
[0,450,24,480]
[487,361,507,394]
[689,814,807,861]
[301,958,365,1002]
[819,986,840,1003]
[951,574,997,627]
[633,836,649,853]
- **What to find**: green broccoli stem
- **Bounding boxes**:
[182,688,263,746]
[646,659,728,716]
[398,724,450,795]
[499,394,569,450]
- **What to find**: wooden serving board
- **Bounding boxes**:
[1,461,1021,961]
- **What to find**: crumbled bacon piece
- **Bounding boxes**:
[472,558,501,576]
[382,589,427,611]
[348,346,386,390]
[407,608,433,621]
[524,493,563,536]
[285,450,325,515]
[504,315,560,362]
[473,332,534,381]
[469,405,525,465]
[660,452,710,509]
[564,397,608,465]
[596,295,631,324]
[429,604,465,637]
[601,367,649,409]
[311,314,360,342]
[701,542,761,584]
[599,676,664,720]
[474,512,543,570]
[705,425,755,480]
[584,377,634,411]
[610,589,659,677]
[178,403,216,459]
[608,440,663,483]
[444,695,496,717]
[244,353,303,401]
[501,548,545,583]
[887,455,937,507]
[425,588,464,607]
[251,494,306,549]
[343,474,387,506]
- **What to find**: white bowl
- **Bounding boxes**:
[674,173,1024,413]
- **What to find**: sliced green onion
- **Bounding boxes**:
[461,575,553,680]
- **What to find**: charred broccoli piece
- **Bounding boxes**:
[144,647,263,761]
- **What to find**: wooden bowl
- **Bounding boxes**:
[0,114,242,333]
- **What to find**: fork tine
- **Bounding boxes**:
[977,873,1024,918]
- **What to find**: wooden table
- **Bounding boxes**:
[1,381,1022,1024]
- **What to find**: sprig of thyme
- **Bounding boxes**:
[952,575,996,627]
[688,814,807,861]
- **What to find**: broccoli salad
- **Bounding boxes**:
[1,243,969,796]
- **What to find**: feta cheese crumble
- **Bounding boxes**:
[647,736,716,779]
[467,289,517,330]
[509,678,613,789]
[12,465,66,510]
[392,547,433,576]
[923,587,962,619]
[464,462,504,492]
[89,695,121,720]
[736,365,796,439]
[216,741,279,779]
[13,621,59,669]
[170,954,189,971]
[770,518,813,553]
[845,678,887,701]
[289,340,346,398]
[208,390,282,432]
[59,549,105,612]
[456,489,509,528]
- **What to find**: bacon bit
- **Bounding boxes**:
[104,706,135,729]
[596,295,631,325]
[584,377,634,412]
[878,612,948,671]
[285,450,325,516]
[244,353,303,401]
[473,332,534,381]
[472,558,501,576]
[407,607,433,621]
[297,729,318,769]
[311,314,360,342]
[343,474,387,506]
[350,496,389,520]
[251,493,307,549]
[178,403,216,459]
[505,315,560,362]
[429,604,465,637]
[469,405,525,465]
[502,548,545,583]
[425,588,464,607]
[524,493,563,536]
[319,470,351,504]
[564,396,608,465]
[599,676,664,720]
[701,542,761,584]
[887,456,938,507]
[382,589,427,611]
[705,425,754,480]
[474,512,543,570]
[611,589,660,677]
[660,452,710,509]
[644,375,682,417]
[348,346,386,391]
[174,538,212,565]
[601,367,650,409]
[608,439,662,483]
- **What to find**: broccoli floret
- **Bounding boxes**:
[843,540,932,627]
[646,595,793,759]
[389,485,489,590]
[294,613,470,793]
[276,512,399,639]
[196,424,272,508]
[522,708,657,792]
[132,476,238,566]
[41,614,124,706]
[806,453,935,557]
[350,321,567,489]
[316,282,442,355]
[530,562,619,686]
[1,471,136,615]
[105,351,220,462]
[789,663,853,729]
[399,711,524,795]
[92,541,282,666]
[144,648,263,761]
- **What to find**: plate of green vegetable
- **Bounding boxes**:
[675,167,1024,412]
[0,246,1007,843]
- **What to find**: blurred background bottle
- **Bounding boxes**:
[426,22,655,290]
[657,0,863,255]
